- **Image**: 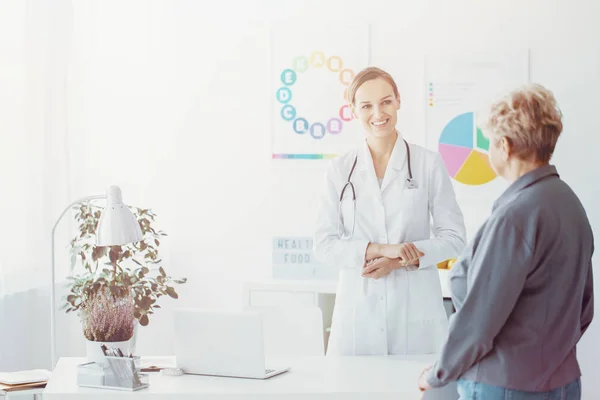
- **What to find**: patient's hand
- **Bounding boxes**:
[417,366,433,391]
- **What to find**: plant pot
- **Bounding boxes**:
[85,336,136,364]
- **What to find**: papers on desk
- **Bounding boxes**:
[0,369,51,385]
[139,357,175,372]
[0,381,47,393]
[0,369,51,393]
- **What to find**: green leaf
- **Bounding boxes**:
[153,305,161,309]
[140,297,152,310]
[142,267,150,275]
[159,267,166,277]
[165,287,178,299]
[140,314,149,326]
[109,248,120,264]
[92,246,107,262]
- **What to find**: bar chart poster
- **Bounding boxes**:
[271,23,369,160]
[425,50,529,238]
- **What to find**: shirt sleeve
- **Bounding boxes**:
[581,259,594,335]
[413,153,467,268]
[426,215,533,388]
[313,161,369,269]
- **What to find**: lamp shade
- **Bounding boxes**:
[97,186,143,246]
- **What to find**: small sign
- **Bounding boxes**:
[272,237,337,280]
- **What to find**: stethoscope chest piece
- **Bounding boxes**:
[405,178,418,189]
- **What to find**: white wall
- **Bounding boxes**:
[0,0,74,373]
[10,0,599,396]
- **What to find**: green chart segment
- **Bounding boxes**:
[438,112,496,186]
[476,126,489,151]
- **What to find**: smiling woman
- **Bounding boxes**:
[313,66,467,357]
[347,68,401,156]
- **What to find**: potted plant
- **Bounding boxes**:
[63,202,186,361]
[80,289,136,363]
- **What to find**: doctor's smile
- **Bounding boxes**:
[371,118,389,127]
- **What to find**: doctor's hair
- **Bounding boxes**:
[480,83,563,164]
[347,67,400,106]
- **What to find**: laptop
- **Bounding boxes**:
[173,309,291,379]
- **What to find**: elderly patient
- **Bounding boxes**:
[418,84,594,400]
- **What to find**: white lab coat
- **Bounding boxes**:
[314,136,466,355]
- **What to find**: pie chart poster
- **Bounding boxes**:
[271,23,369,160]
[425,51,529,239]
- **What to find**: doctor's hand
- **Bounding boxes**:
[381,243,424,265]
[417,366,433,391]
[361,257,398,279]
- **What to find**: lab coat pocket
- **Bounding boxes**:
[403,187,428,208]
[406,318,448,354]
[406,268,448,354]
[385,186,428,221]
[407,268,446,322]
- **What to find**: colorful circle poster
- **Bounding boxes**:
[271,23,369,160]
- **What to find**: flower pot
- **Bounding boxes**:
[85,336,136,364]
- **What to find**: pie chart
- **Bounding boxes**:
[438,112,496,186]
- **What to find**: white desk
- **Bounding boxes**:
[44,356,457,400]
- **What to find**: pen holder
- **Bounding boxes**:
[77,356,149,391]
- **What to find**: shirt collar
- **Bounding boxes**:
[493,164,559,210]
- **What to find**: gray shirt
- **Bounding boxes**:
[427,165,594,391]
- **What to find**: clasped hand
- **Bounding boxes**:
[362,243,424,279]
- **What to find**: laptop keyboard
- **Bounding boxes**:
[265,369,275,374]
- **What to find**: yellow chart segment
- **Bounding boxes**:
[454,150,496,185]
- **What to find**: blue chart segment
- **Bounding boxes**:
[439,112,474,148]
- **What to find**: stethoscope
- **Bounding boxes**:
[337,139,417,240]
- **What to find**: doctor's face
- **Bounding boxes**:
[352,78,400,140]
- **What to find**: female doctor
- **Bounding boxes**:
[314,67,466,356]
